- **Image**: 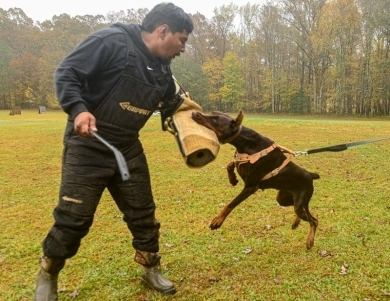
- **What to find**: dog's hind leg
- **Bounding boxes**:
[276,190,302,230]
[291,216,301,230]
[293,189,318,250]
[276,189,294,206]
[210,185,258,230]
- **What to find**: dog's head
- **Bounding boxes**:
[191,110,243,143]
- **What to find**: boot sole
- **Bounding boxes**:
[141,277,177,295]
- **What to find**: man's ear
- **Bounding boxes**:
[158,24,170,39]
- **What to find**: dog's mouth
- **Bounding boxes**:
[192,111,225,141]
[191,111,205,125]
[192,111,219,132]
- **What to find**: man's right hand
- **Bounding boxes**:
[74,112,97,137]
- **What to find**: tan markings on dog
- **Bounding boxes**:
[191,110,320,250]
[119,102,150,115]
[62,196,82,204]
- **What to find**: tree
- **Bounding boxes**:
[209,4,237,59]
[202,58,224,110]
[171,57,210,109]
[357,0,390,115]
[280,0,327,112]
[105,8,148,24]
[1,2,390,115]
[219,51,246,112]
[238,4,268,112]
[315,0,361,114]
[259,3,286,113]
[9,51,40,107]
[186,13,215,64]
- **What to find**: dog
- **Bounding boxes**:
[191,110,320,250]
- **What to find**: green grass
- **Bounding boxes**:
[1,110,390,301]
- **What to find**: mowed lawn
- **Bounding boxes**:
[1,110,390,301]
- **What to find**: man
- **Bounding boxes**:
[34,3,193,299]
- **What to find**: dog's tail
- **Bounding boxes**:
[226,161,239,186]
[311,172,320,180]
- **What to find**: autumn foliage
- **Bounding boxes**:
[0,0,389,115]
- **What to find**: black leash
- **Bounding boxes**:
[295,136,390,156]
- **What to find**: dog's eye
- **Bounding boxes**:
[212,117,218,124]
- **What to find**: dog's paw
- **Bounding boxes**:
[210,218,222,230]
[229,179,238,186]
[210,223,221,230]
[306,240,314,250]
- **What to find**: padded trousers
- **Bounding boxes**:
[42,138,160,259]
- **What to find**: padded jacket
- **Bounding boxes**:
[54,23,176,121]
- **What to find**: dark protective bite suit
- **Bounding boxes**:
[34,24,180,300]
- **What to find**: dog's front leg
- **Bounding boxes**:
[226,161,238,186]
[210,185,258,230]
[210,206,233,229]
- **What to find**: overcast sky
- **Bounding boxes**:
[1,0,265,22]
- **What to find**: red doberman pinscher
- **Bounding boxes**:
[192,110,320,249]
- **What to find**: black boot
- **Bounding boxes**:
[134,250,176,295]
[33,255,65,301]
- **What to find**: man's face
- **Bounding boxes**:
[159,28,190,64]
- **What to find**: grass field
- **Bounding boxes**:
[1,110,390,301]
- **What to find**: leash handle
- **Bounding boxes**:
[307,144,348,154]
[89,130,130,181]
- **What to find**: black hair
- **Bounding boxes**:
[141,2,194,34]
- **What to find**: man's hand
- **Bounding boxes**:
[74,112,97,137]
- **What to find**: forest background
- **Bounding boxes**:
[1,0,390,116]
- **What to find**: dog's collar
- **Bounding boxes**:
[220,125,242,144]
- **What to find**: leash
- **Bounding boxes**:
[89,130,130,181]
[294,136,390,156]
[232,136,390,181]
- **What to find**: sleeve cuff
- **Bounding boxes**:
[69,103,89,120]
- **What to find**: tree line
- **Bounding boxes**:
[1,0,389,115]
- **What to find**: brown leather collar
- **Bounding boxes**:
[220,125,242,144]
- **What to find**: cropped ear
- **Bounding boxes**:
[236,110,244,126]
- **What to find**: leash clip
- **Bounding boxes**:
[294,150,308,157]
[164,117,177,136]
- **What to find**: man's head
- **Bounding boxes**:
[141,2,194,64]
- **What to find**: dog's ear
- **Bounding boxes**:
[235,110,243,126]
